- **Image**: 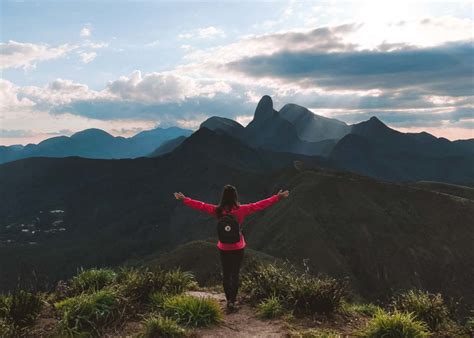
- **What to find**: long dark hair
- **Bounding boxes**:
[215,184,240,218]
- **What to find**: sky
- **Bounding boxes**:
[1,0,473,145]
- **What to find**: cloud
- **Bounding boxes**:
[80,25,92,38]
[178,26,226,40]
[181,23,361,66]
[0,40,77,70]
[225,40,474,96]
[105,70,232,103]
[79,51,97,63]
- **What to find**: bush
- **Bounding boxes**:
[0,291,43,328]
[360,309,429,337]
[391,289,450,331]
[55,289,121,336]
[290,275,347,315]
[70,268,117,294]
[241,263,293,303]
[257,296,284,319]
[163,269,197,295]
[163,294,222,327]
[116,267,166,303]
[242,263,347,315]
[140,315,187,338]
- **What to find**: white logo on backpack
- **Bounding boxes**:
[224,225,231,232]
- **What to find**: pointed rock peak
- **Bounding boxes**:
[254,95,274,121]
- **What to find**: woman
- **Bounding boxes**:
[173,185,289,311]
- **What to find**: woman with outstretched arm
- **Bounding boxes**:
[173,185,289,312]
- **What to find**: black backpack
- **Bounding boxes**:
[216,213,241,244]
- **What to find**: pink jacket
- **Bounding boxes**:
[182,194,281,251]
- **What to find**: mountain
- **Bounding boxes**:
[0,127,192,164]
[279,103,350,141]
[148,136,187,157]
[330,117,474,185]
[201,95,340,157]
[200,116,245,139]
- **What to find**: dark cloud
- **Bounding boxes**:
[51,91,255,123]
[226,40,474,96]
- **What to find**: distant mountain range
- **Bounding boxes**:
[1,95,472,185]
[0,127,192,164]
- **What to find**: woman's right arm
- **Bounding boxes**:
[174,192,216,215]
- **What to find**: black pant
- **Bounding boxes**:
[219,249,244,303]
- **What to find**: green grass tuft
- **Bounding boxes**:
[342,301,382,317]
[257,296,284,319]
[163,294,222,327]
[359,309,430,337]
[0,291,43,328]
[54,289,121,336]
[242,263,347,315]
[115,267,166,303]
[149,291,170,311]
[70,268,117,294]
[163,268,197,295]
[140,315,187,338]
[391,289,450,331]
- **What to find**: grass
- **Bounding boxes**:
[359,309,430,337]
[0,291,43,328]
[257,296,285,319]
[115,267,166,303]
[163,269,197,295]
[242,263,347,315]
[290,328,341,337]
[342,301,382,317]
[70,268,117,294]
[391,289,450,331]
[54,289,122,336]
[140,315,187,337]
[163,294,222,327]
[149,291,169,311]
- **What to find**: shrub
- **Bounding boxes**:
[55,289,121,336]
[163,269,197,295]
[140,315,187,338]
[70,268,116,294]
[290,275,347,315]
[241,263,293,303]
[242,263,347,315]
[0,291,43,328]
[116,267,166,303]
[360,309,429,337]
[257,296,284,319]
[163,294,222,327]
[391,289,450,331]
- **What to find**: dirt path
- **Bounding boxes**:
[187,291,288,338]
